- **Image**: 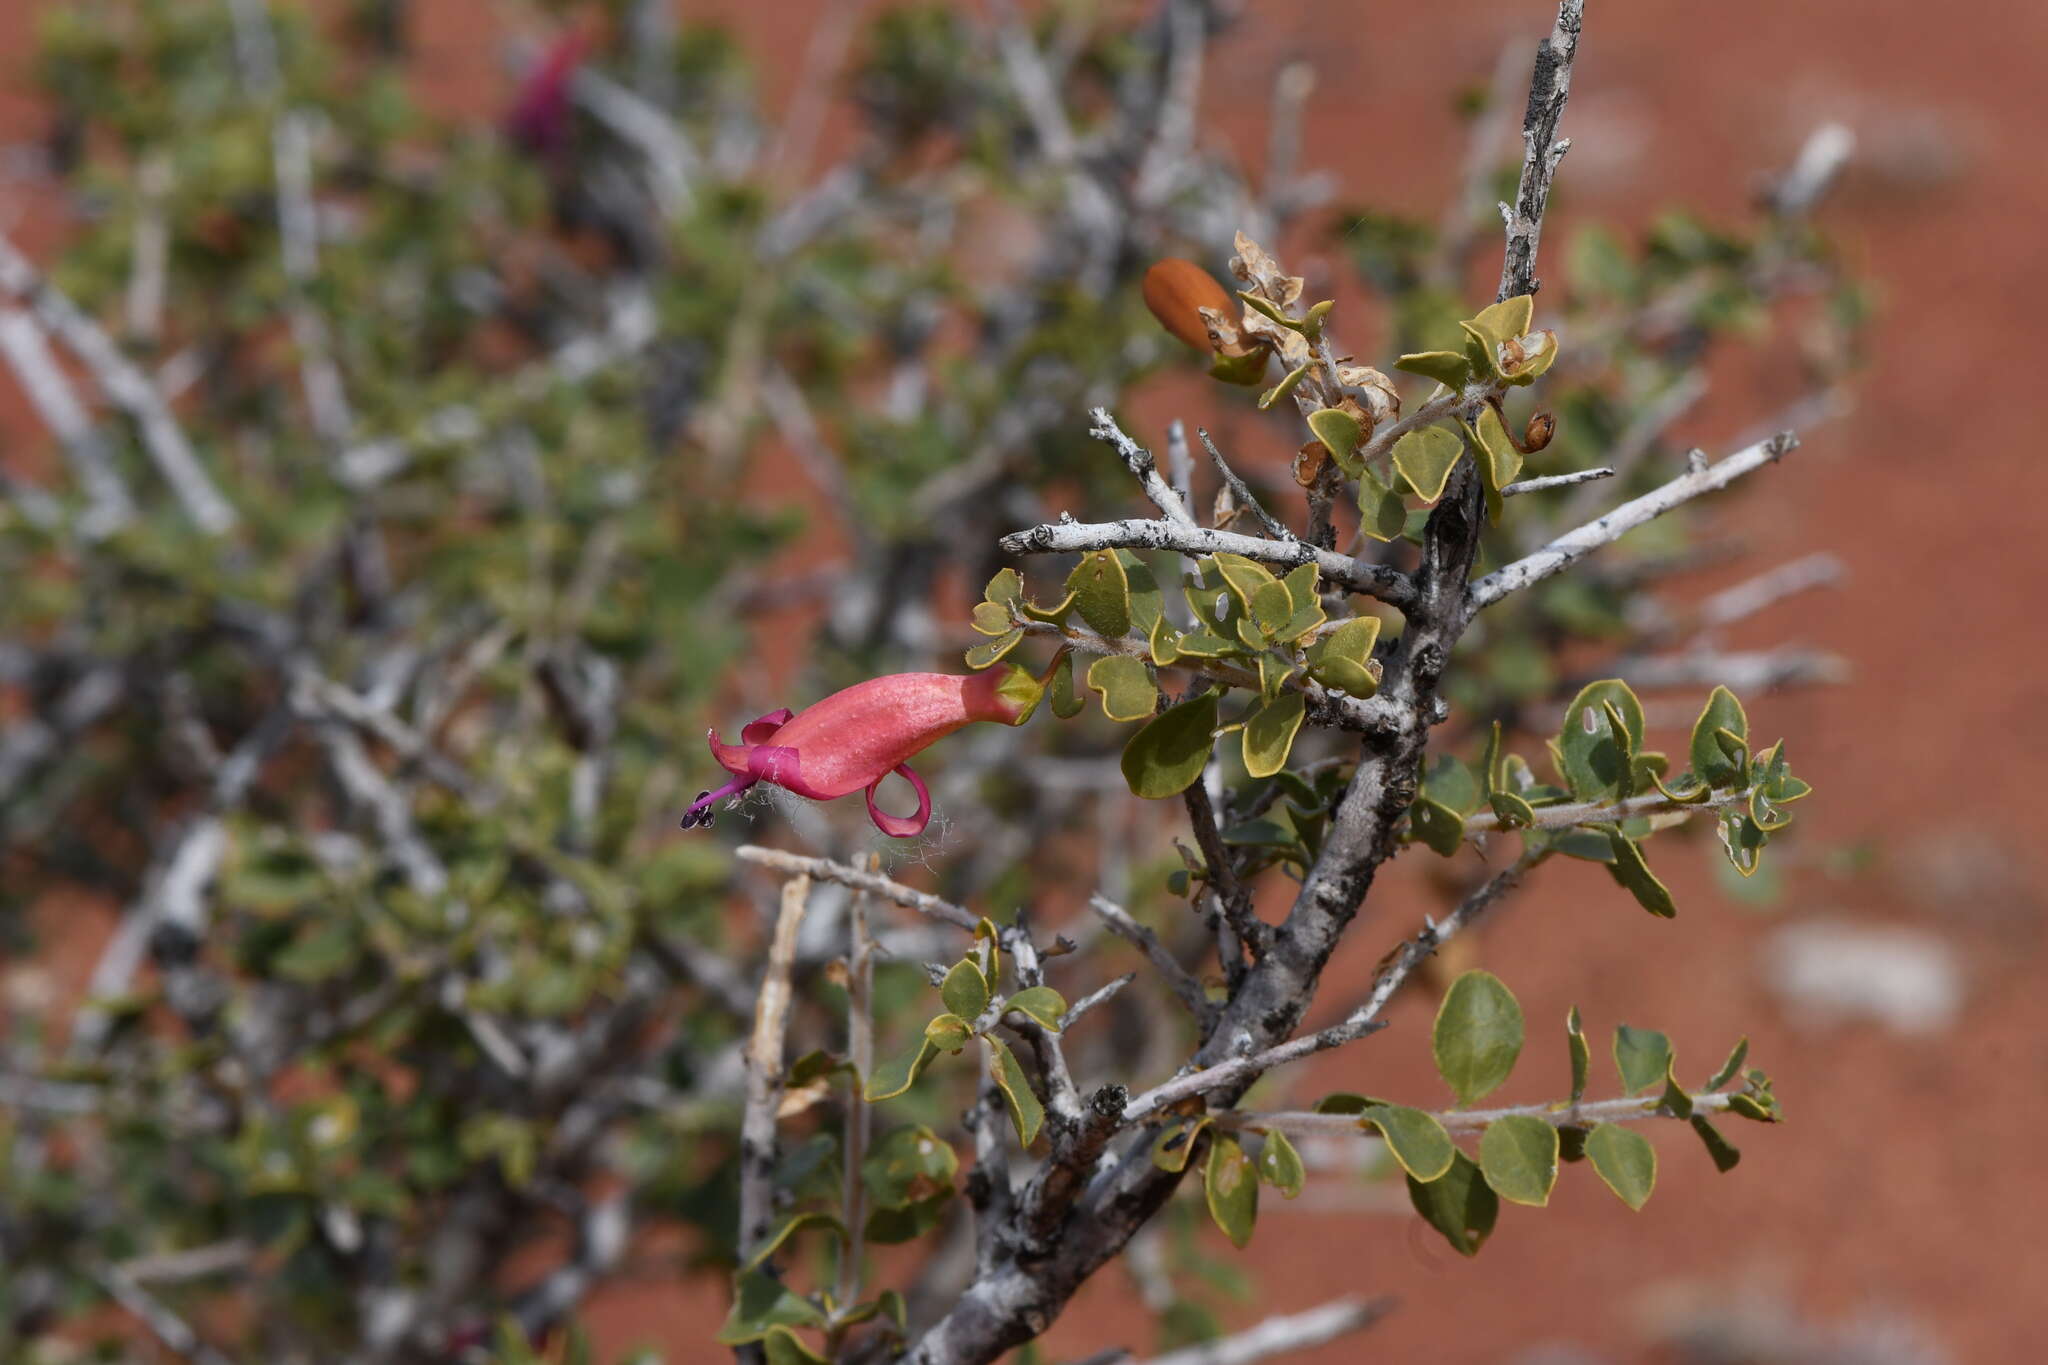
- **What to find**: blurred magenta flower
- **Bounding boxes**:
[505,31,587,161]
[682,668,1043,837]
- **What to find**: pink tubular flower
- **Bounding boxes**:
[681,667,1044,837]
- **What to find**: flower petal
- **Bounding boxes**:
[741,708,795,744]
[745,744,837,801]
[865,763,931,838]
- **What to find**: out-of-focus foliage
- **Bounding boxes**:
[0,2,1860,1362]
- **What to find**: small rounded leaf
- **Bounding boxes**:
[940,958,990,1020]
[1478,1114,1560,1207]
[1406,1149,1498,1258]
[1204,1133,1259,1249]
[1583,1122,1657,1210]
[1360,1104,1456,1182]
[1433,970,1526,1106]
[982,1037,1044,1147]
[1086,655,1157,723]
[1003,985,1067,1031]
[1391,425,1465,503]
[1120,691,1219,799]
[1257,1129,1306,1198]
[1240,693,1306,780]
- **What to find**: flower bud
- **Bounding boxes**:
[1143,259,1242,354]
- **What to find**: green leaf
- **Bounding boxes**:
[1469,294,1534,349]
[1249,579,1294,636]
[1121,691,1219,799]
[969,600,1014,636]
[864,1038,940,1102]
[743,1210,845,1271]
[1306,615,1382,697]
[1257,1129,1305,1198]
[924,1012,973,1052]
[1204,1133,1259,1248]
[1583,1123,1657,1210]
[716,1271,827,1345]
[940,958,990,1019]
[1258,359,1313,411]
[1604,830,1677,918]
[1479,1114,1560,1207]
[1689,1113,1742,1173]
[1567,1006,1589,1104]
[1281,561,1321,615]
[1048,651,1085,719]
[1394,350,1472,389]
[1068,551,1132,639]
[1003,986,1067,1031]
[1212,553,1277,604]
[1718,808,1769,877]
[1613,1025,1672,1096]
[964,629,1023,670]
[1408,796,1466,856]
[1433,970,1525,1106]
[1704,1036,1749,1091]
[1689,685,1750,788]
[1151,1117,1211,1173]
[1355,464,1408,542]
[1749,741,1801,830]
[1557,680,1646,802]
[1240,692,1306,780]
[984,568,1024,608]
[1726,1092,1779,1123]
[863,1125,958,1208]
[1360,1104,1456,1182]
[983,1037,1044,1146]
[1391,425,1464,503]
[1086,655,1157,723]
[1471,403,1524,496]
[1147,614,1183,667]
[1118,552,1164,634]
[1019,589,1077,625]
[763,1325,830,1365]
[1209,348,1271,386]
[1421,754,1482,815]
[1406,1150,1498,1258]
[1657,1057,1695,1119]
[1307,407,1362,465]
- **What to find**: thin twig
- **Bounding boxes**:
[1060,973,1136,1030]
[1001,518,1413,609]
[1089,408,1198,527]
[0,232,235,533]
[1088,895,1211,1026]
[734,846,979,932]
[1496,1,1584,302]
[1470,431,1800,610]
[836,856,877,1314]
[1196,427,1293,540]
[739,874,810,1261]
[1502,466,1612,496]
[1138,1296,1398,1365]
[1219,1086,1750,1138]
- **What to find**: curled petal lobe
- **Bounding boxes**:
[865,763,931,837]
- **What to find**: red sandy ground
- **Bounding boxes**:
[5,2,2045,1362]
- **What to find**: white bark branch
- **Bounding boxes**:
[1469,431,1799,610]
[0,232,236,533]
[1136,1296,1396,1365]
[1001,518,1413,609]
